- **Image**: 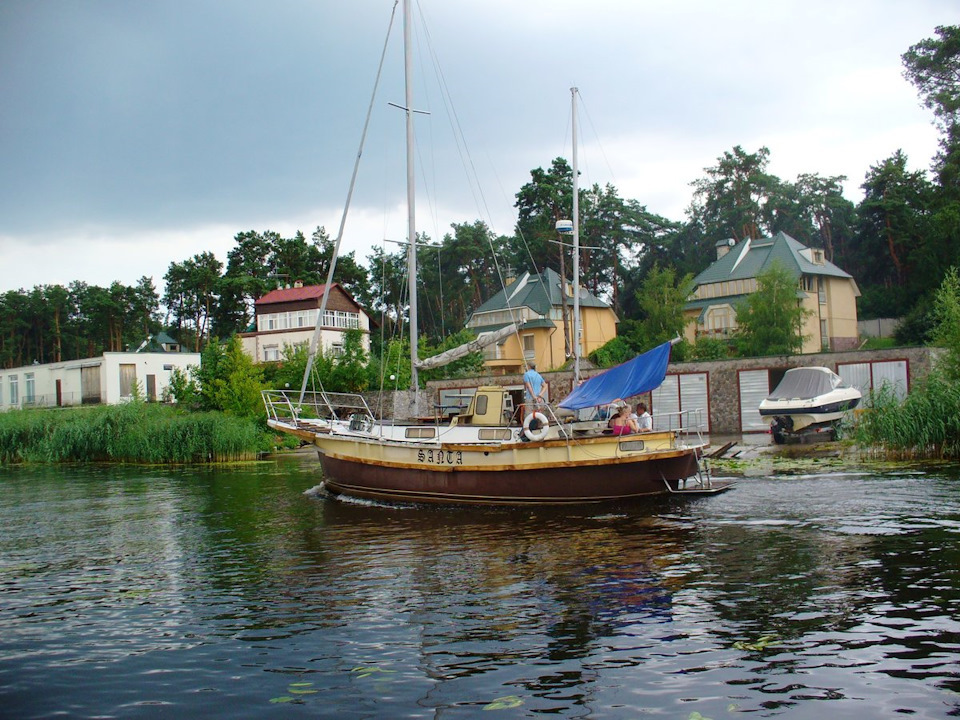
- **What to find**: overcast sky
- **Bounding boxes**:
[0,0,954,295]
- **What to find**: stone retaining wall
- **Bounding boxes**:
[424,347,942,434]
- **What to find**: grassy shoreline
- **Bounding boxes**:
[0,403,268,464]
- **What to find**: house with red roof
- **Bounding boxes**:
[239,282,371,363]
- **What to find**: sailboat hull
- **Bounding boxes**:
[310,431,712,505]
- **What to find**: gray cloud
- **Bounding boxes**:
[0,0,953,291]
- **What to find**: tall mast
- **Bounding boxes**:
[571,87,581,386]
[403,0,419,395]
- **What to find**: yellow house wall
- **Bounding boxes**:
[800,278,860,353]
[481,307,617,373]
[495,324,562,371]
[683,310,699,345]
[580,307,618,357]
[799,293,822,354]
[824,277,860,345]
[687,276,860,354]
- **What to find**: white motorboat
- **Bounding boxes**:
[759,366,861,443]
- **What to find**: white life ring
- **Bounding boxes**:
[522,412,549,442]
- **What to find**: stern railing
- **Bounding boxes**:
[262,389,374,428]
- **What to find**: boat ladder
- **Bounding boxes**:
[662,452,729,495]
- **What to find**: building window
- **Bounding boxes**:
[264,345,280,362]
[522,334,535,360]
[821,319,829,350]
[258,309,321,332]
[25,373,35,405]
[704,306,735,335]
[482,343,501,360]
[818,278,827,305]
[330,343,344,357]
[322,310,360,329]
[119,364,137,398]
[9,375,18,406]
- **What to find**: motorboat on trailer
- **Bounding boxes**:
[759,366,861,443]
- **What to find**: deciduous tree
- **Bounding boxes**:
[734,263,811,356]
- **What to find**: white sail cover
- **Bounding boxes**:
[414,324,517,370]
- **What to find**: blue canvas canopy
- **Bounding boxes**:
[559,341,672,411]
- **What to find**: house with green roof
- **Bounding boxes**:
[466,267,618,374]
[683,231,860,353]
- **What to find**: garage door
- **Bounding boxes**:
[838,360,909,402]
[873,360,908,399]
[652,372,709,432]
[652,375,679,431]
[739,369,770,432]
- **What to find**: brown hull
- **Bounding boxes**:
[319,451,701,505]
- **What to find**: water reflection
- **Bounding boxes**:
[1,461,959,718]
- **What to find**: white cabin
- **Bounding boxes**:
[0,352,201,409]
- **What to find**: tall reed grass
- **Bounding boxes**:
[852,371,960,459]
[0,402,265,464]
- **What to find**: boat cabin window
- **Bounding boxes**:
[478,429,512,441]
[405,427,437,439]
[474,395,488,415]
[618,440,646,452]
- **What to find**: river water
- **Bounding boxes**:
[1,455,959,719]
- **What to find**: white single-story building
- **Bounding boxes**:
[0,351,201,410]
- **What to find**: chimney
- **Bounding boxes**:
[716,238,736,259]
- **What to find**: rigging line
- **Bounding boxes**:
[298,0,400,405]
[417,3,544,370]
[374,241,406,402]
[417,2,497,235]
[574,89,618,187]
[378,246,405,403]
[408,2,443,249]
[377,243,389,395]
[437,244,445,337]
[417,3,554,372]
[416,3,522,352]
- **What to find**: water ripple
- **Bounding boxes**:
[1,462,959,717]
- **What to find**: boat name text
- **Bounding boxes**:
[418,449,463,466]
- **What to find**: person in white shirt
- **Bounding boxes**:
[634,402,652,432]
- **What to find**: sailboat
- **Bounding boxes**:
[261,0,732,505]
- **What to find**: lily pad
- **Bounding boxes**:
[351,665,396,679]
[733,634,779,651]
[483,695,524,710]
[288,686,318,695]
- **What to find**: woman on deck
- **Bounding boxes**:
[610,404,640,435]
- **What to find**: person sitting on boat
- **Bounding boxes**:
[633,402,653,432]
[610,404,640,435]
[523,361,547,410]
